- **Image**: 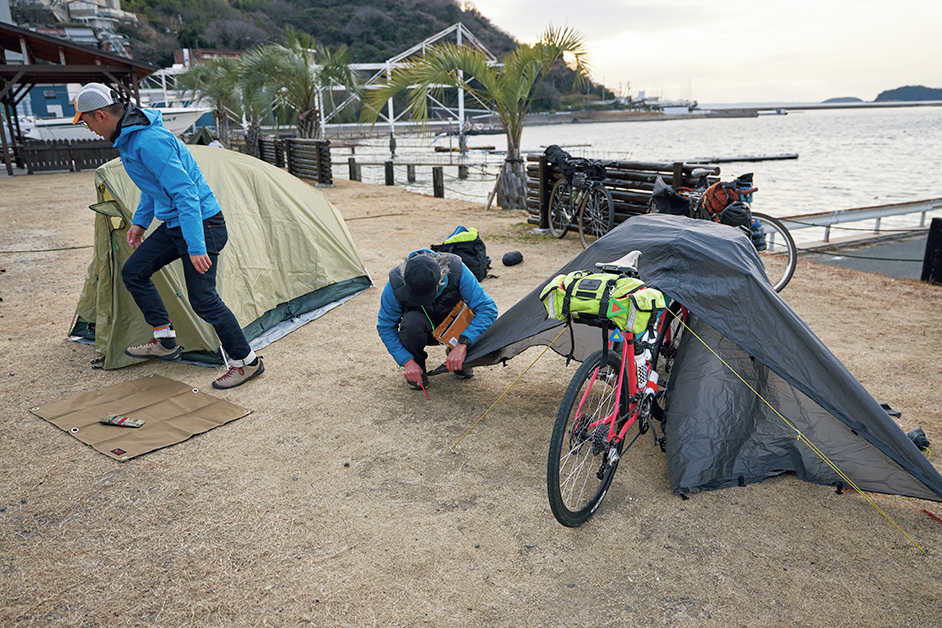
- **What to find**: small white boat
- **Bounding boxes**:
[23,107,211,141]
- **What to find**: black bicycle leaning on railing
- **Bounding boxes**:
[544,146,616,249]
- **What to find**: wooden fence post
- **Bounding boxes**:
[432,167,444,198]
[384,161,394,185]
[539,154,549,229]
[672,162,684,188]
[284,139,293,175]
[922,218,942,285]
[348,157,359,181]
[316,139,333,186]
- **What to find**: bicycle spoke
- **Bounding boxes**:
[549,179,573,238]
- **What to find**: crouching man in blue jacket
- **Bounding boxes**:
[377,250,497,391]
[72,83,264,389]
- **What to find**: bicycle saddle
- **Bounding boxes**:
[595,250,641,276]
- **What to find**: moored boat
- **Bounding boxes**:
[22,107,210,141]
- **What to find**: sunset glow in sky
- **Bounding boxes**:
[465,0,942,104]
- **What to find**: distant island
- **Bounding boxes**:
[874,86,942,102]
[822,86,941,104]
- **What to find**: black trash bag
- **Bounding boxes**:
[648,176,692,216]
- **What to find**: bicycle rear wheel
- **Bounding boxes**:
[578,184,615,248]
[548,179,573,238]
[547,349,622,527]
[751,212,797,292]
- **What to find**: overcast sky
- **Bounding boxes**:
[466,0,942,104]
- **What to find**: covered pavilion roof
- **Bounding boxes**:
[1,21,156,173]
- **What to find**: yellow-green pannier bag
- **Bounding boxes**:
[539,270,666,335]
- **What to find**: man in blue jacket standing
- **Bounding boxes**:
[377,249,497,391]
[72,83,264,389]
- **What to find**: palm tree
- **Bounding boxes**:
[263,27,361,139]
[177,56,242,147]
[359,26,590,210]
[238,47,284,157]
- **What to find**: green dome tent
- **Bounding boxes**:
[71,145,372,370]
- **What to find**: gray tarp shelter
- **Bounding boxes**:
[71,145,372,370]
[465,214,942,502]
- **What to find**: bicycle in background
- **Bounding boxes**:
[546,150,616,249]
[651,172,797,292]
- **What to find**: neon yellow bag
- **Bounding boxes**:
[540,270,666,334]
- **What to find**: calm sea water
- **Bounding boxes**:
[333,107,942,232]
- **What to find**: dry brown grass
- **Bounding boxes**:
[1,173,941,627]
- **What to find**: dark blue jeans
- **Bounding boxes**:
[398,309,438,373]
[121,212,251,361]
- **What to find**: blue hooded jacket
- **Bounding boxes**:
[113,108,222,256]
[377,249,498,366]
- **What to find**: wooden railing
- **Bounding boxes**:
[21,139,118,174]
[526,154,720,228]
[255,137,332,186]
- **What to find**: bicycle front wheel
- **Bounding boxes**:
[751,212,797,292]
[578,184,615,248]
[548,179,573,238]
[547,349,622,527]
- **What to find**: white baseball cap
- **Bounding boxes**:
[72,83,119,124]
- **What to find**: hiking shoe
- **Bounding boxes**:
[125,338,181,361]
[454,367,474,380]
[212,357,265,390]
[407,373,429,391]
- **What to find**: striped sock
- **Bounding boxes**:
[153,325,175,339]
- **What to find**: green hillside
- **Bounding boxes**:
[120,0,519,67]
[114,0,608,110]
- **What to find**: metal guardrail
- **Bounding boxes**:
[779,198,942,242]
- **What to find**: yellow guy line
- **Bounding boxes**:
[451,326,568,452]
[672,310,927,555]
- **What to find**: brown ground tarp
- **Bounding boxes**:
[30,375,250,461]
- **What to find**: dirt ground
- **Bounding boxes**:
[1,171,941,627]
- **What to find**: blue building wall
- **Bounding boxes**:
[28,85,75,119]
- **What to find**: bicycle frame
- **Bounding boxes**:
[573,335,648,456]
[573,299,686,449]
